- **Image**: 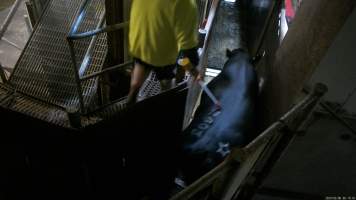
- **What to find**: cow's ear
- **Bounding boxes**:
[226,49,233,58]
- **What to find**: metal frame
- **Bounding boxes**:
[0,63,7,83]
[170,83,328,200]
[184,0,221,128]
[66,0,131,113]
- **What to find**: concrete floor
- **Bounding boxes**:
[252,114,356,199]
[0,0,15,11]
[0,1,29,71]
[207,1,244,70]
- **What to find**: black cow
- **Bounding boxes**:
[179,49,259,184]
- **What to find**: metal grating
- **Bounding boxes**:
[0,84,70,127]
[8,0,107,110]
[0,0,216,128]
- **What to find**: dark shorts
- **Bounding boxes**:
[134,58,176,81]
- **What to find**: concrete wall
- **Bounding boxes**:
[242,0,356,127]
[309,8,356,115]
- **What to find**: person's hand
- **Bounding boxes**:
[178,58,201,80]
[189,68,202,81]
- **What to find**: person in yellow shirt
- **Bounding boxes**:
[127,0,200,105]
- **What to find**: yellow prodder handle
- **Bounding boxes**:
[178,57,194,71]
[178,57,199,77]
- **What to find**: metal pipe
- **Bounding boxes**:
[25,1,36,26]
[67,39,85,113]
[0,0,22,40]
[68,0,91,35]
[80,61,133,82]
[33,0,43,18]
[253,0,281,57]
[0,63,7,83]
[183,0,220,128]
[78,11,106,77]
[202,0,210,26]
[24,14,33,35]
[320,102,356,135]
[198,80,221,108]
[68,21,129,40]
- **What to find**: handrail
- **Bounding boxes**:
[65,0,131,113]
[66,0,100,113]
[78,11,106,77]
[68,0,91,36]
[183,0,220,128]
[80,61,133,81]
[0,63,8,83]
[253,0,282,58]
[68,21,129,40]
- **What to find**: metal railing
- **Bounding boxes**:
[170,83,328,200]
[66,0,131,113]
[184,0,221,128]
[67,0,216,114]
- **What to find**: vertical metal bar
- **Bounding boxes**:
[202,0,209,26]
[0,63,8,83]
[29,0,40,22]
[25,1,36,27]
[33,0,43,17]
[105,0,125,65]
[0,0,22,40]
[78,11,106,77]
[68,0,91,35]
[24,15,33,35]
[67,39,85,113]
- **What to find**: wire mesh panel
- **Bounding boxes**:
[8,0,106,111]
[137,72,161,102]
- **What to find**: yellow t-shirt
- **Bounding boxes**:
[129,0,198,67]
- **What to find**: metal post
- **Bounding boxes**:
[24,14,33,35]
[0,0,22,40]
[78,11,106,77]
[67,39,85,113]
[0,63,7,83]
[25,0,36,26]
[67,107,82,128]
